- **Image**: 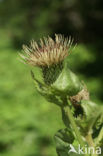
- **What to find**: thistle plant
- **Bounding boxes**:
[20,34,103,156]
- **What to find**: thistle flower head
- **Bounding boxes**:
[20,34,73,85]
[20,34,73,67]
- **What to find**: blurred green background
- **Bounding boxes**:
[0,0,103,156]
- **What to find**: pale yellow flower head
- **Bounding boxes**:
[20,34,73,67]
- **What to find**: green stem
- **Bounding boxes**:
[96,126,103,145]
[86,133,98,156]
[61,97,89,156]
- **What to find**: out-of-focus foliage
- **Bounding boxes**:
[0,0,103,47]
[0,0,103,155]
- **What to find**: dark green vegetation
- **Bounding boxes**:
[0,0,103,155]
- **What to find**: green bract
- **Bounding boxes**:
[52,64,83,96]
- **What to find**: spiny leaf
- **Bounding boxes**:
[75,100,103,136]
[31,70,63,106]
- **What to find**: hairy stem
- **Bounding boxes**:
[86,133,97,156]
[61,97,89,156]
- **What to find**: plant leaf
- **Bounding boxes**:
[52,64,82,96]
[31,70,63,106]
[54,128,79,156]
[75,100,103,136]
